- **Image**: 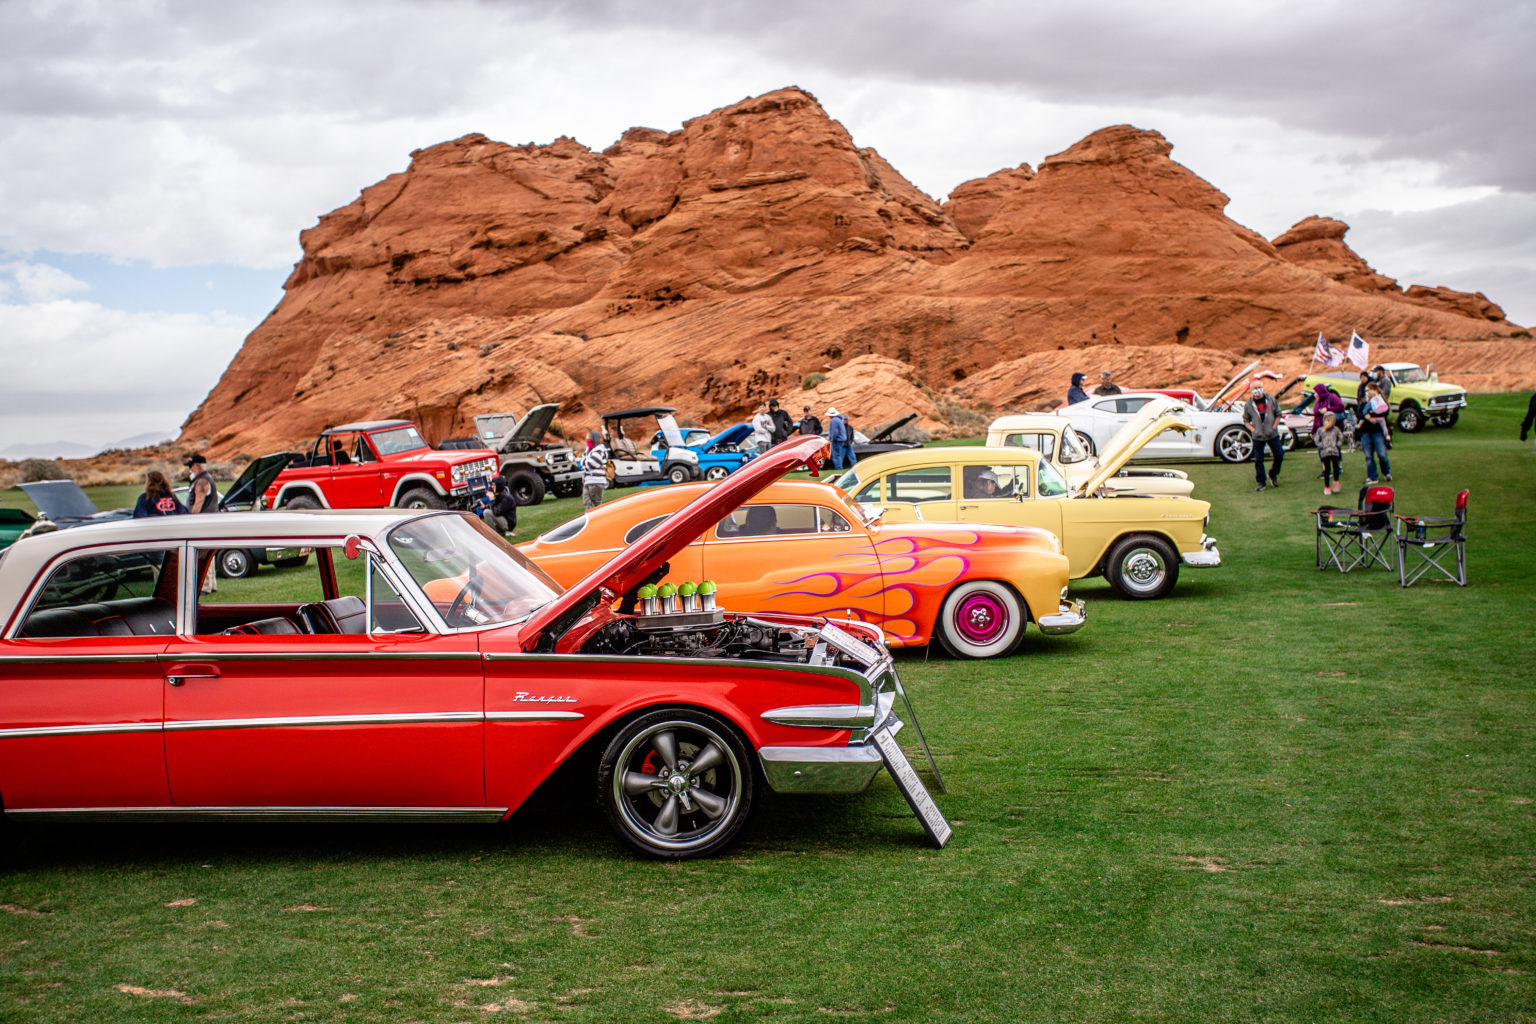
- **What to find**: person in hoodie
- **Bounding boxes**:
[1309,383,1346,433]
[1067,372,1090,405]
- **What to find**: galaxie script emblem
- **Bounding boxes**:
[512,691,579,704]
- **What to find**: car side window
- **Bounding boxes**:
[370,557,424,633]
[716,505,846,538]
[624,515,670,545]
[1003,432,1054,459]
[16,548,178,638]
[817,508,852,533]
[1117,397,1150,414]
[1093,400,1119,413]
[853,478,882,503]
[885,467,953,503]
[961,465,1025,499]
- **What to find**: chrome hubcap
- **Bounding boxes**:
[1125,551,1165,587]
[614,724,738,850]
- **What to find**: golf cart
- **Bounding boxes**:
[601,407,702,487]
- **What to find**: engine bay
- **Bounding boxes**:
[579,612,880,670]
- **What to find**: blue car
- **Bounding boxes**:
[649,423,758,481]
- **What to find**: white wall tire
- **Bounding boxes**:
[936,581,1026,659]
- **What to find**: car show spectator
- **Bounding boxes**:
[749,403,774,454]
[1243,380,1284,491]
[827,407,853,470]
[1308,383,1346,434]
[1521,391,1536,451]
[798,405,822,436]
[1371,365,1393,402]
[1067,372,1090,405]
[768,399,794,446]
[1358,382,1393,484]
[133,470,188,518]
[1093,370,1122,396]
[485,474,518,536]
[185,453,219,514]
[581,434,610,511]
[1315,413,1344,495]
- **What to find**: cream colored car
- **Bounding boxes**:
[835,417,1219,599]
[986,400,1195,496]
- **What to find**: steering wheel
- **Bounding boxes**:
[446,574,484,625]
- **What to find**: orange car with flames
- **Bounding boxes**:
[518,473,1086,659]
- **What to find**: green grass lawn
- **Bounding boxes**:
[2,397,1533,1022]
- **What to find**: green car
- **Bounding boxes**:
[0,508,36,551]
[1299,362,1467,433]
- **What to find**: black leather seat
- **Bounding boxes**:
[298,596,367,634]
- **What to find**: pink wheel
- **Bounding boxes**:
[937,581,1026,658]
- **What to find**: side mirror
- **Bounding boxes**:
[343,535,362,560]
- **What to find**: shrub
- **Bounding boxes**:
[18,459,67,483]
[802,372,826,390]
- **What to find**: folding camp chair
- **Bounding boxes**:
[1312,485,1395,573]
[1396,489,1468,587]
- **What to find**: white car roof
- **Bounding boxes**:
[0,509,434,613]
[987,413,1073,431]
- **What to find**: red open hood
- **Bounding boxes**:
[517,434,828,648]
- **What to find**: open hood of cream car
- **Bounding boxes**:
[1077,412,1193,496]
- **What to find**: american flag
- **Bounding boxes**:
[1313,333,1345,367]
[1347,331,1369,369]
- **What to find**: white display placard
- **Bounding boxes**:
[871,727,951,848]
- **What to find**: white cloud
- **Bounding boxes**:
[0,299,247,448]
[0,260,90,302]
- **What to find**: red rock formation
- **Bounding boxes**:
[1272,215,1402,293]
[179,89,1528,456]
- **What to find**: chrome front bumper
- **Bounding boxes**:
[1182,535,1221,567]
[758,687,899,794]
[1037,597,1087,635]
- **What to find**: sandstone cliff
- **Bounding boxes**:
[180,87,1527,455]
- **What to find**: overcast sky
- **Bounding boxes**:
[2,0,1531,455]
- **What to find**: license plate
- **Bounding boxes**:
[871,726,952,849]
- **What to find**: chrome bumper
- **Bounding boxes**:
[758,689,899,794]
[1182,535,1221,567]
[1037,597,1087,636]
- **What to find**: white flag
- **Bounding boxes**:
[1326,345,1345,368]
[1346,331,1369,370]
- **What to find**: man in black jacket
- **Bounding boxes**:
[1521,392,1536,451]
[798,405,822,436]
[768,399,795,446]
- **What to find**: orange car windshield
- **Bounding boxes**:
[388,514,562,627]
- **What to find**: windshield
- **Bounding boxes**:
[1391,366,1427,384]
[834,467,860,491]
[388,514,562,628]
[370,426,430,456]
[1037,460,1070,497]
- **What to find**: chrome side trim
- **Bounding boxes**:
[163,712,483,732]
[762,704,875,729]
[485,711,585,721]
[484,651,876,699]
[157,651,484,662]
[0,654,163,665]
[0,721,162,740]
[6,806,508,823]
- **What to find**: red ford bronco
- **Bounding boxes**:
[262,420,500,511]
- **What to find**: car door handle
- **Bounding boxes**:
[167,673,219,687]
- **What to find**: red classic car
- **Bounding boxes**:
[0,437,947,859]
[262,419,501,511]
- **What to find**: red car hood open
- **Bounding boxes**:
[517,434,829,648]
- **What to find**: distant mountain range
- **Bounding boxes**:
[0,432,174,461]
